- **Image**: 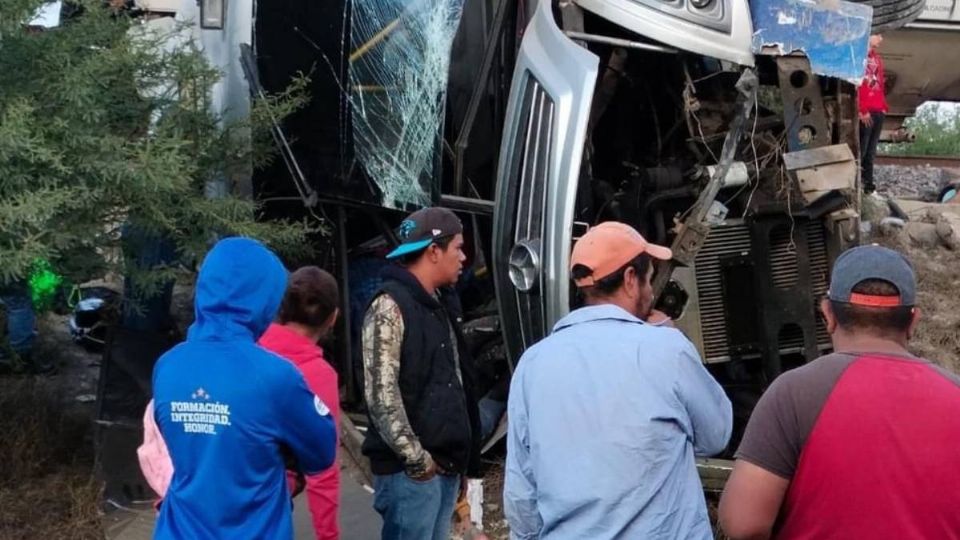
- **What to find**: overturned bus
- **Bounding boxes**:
[95,0,930,503]
[248,0,915,458]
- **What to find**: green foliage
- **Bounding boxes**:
[27,259,62,311]
[881,102,960,157]
[0,0,317,292]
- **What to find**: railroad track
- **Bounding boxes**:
[875,154,960,169]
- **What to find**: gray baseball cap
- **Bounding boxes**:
[827,245,916,307]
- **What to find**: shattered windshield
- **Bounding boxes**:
[348,0,466,209]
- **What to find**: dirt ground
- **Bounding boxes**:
[877,234,960,372]
[479,460,508,539]
[0,315,103,539]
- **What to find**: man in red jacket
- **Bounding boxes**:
[858,34,888,194]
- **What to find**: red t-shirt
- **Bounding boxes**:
[859,50,888,114]
[737,352,960,539]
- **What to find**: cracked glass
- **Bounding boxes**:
[347,0,466,209]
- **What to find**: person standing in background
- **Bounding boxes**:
[361,207,482,540]
[504,222,732,539]
[719,245,960,539]
[150,238,336,539]
[259,266,343,540]
[140,265,344,540]
[859,34,888,195]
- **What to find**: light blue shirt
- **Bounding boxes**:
[504,304,732,540]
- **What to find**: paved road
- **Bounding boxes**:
[105,466,381,540]
[294,472,381,539]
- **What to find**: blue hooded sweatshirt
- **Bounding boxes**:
[152,237,336,539]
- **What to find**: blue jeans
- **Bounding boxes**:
[478,397,506,441]
[373,472,460,540]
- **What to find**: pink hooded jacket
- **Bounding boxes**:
[139,322,341,540]
[138,400,173,499]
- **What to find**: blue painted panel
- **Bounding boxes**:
[751,0,873,82]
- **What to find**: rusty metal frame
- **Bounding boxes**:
[776,56,831,152]
[652,68,758,300]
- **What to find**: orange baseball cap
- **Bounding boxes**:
[570,222,672,287]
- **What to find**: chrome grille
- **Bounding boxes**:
[510,78,555,348]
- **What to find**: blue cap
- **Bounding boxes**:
[828,245,916,306]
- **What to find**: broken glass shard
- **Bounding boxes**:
[348,0,466,209]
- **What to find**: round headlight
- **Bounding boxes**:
[508,240,541,293]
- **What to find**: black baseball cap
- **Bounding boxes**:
[386,207,463,259]
[827,245,916,307]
